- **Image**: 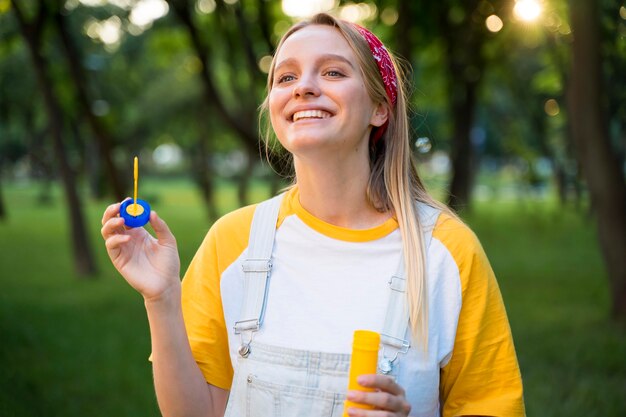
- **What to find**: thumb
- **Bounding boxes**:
[149,211,176,247]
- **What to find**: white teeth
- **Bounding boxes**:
[292,110,331,121]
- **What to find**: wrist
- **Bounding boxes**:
[144,282,182,312]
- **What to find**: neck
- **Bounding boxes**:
[293,153,390,229]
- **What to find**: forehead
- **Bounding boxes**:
[274,25,356,65]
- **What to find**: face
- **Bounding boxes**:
[268,25,387,158]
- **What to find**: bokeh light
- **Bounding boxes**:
[513,0,542,22]
[544,99,560,116]
[153,143,183,168]
[258,55,273,74]
[282,0,337,18]
[415,137,432,154]
[380,7,399,26]
[84,16,122,45]
[339,2,377,23]
[196,0,216,14]
[485,15,504,33]
[129,0,169,27]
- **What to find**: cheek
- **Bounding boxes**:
[268,91,287,128]
[341,81,373,106]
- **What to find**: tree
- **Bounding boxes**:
[568,0,626,319]
[395,0,506,211]
[167,0,273,207]
[50,0,125,201]
[10,0,97,277]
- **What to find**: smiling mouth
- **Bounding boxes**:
[292,110,332,122]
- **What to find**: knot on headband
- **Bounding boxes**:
[352,24,398,143]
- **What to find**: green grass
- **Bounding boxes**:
[466,201,625,416]
[0,179,624,416]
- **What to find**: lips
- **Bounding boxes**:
[291,109,333,122]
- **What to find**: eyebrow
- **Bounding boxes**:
[274,53,356,74]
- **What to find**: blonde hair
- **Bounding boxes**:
[259,14,451,348]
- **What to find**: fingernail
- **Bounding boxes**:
[357,376,367,385]
[346,391,357,400]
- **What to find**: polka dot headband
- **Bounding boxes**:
[352,24,398,143]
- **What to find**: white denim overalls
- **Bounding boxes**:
[223,194,441,417]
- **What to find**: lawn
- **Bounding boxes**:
[0,179,624,416]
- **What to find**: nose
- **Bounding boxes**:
[293,74,320,98]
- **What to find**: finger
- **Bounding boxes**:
[104,233,131,252]
[149,211,177,247]
[101,197,134,225]
[346,390,408,413]
[347,407,408,417]
[357,375,405,397]
[101,202,122,226]
[101,217,126,240]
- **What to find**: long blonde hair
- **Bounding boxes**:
[259,13,450,348]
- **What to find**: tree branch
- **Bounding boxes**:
[167,0,258,148]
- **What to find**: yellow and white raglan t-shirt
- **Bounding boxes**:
[180,187,525,417]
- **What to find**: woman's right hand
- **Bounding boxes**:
[101,201,181,301]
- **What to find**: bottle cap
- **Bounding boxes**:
[120,199,151,228]
[352,330,380,351]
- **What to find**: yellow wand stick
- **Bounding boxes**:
[133,156,139,215]
[121,156,149,227]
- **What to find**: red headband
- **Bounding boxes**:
[352,24,397,144]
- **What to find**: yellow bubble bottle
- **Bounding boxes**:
[343,330,380,416]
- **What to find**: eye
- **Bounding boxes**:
[276,74,296,84]
[324,70,345,78]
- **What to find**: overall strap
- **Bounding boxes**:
[379,202,441,373]
[233,193,284,357]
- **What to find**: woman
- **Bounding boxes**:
[101,13,525,417]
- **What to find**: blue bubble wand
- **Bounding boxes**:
[120,156,151,228]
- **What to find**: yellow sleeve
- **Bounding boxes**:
[180,204,257,390]
[435,215,525,417]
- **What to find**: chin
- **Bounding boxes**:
[279,129,335,150]
[281,138,327,154]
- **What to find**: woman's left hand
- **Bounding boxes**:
[345,374,412,416]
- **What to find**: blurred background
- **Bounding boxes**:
[0,0,625,416]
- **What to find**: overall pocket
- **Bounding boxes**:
[246,374,346,417]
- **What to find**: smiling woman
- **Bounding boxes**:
[101,12,526,417]
[267,26,384,163]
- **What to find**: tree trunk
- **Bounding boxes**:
[190,131,218,221]
[12,0,97,277]
[554,164,567,205]
[569,0,626,319]
[168,0,266,205]
[395,0,413,64]
[237,151,254,207]
[169,0,258,145]
[52,4,125,201]
[447,79,478,212]
[438,0,484,213]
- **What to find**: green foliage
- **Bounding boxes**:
[1,0,623,196]
[0,180,624,416]
[531,68,563,96]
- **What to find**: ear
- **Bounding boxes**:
[370,102,389,127]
